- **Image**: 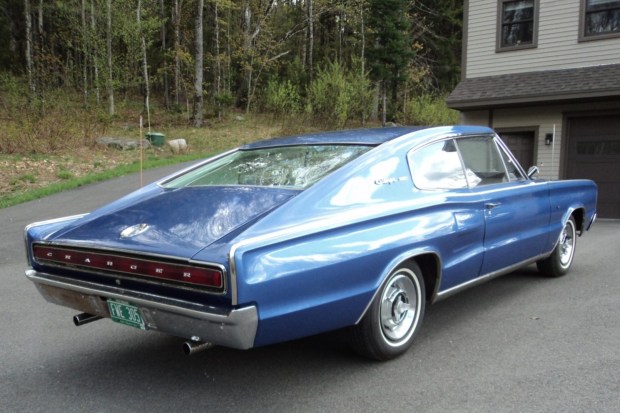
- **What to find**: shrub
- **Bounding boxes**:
[265,79,302,115]
[397,94,459,126]
[307,61,372,128]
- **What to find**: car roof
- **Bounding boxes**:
[240,126,494,149]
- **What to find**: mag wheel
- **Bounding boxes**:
[537,216,577,277]
[349,263,425,360]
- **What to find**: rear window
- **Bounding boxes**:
[162,145,372,190]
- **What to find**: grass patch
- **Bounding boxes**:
[0,151,209,209]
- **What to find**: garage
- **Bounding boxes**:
[565,114,620,219]
[498,130,536,170]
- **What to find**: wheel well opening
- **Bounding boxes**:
[572,208,585,235]
[408,254,439,303]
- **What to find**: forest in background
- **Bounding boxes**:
[0,0,462,154]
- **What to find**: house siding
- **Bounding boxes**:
[461,101,620,180]
[467,0,620,78]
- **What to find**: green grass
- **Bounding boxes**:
[0,152,209,209]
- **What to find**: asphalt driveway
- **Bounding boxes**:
[1,165,618,412]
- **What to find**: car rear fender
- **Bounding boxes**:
[355,248,442,325]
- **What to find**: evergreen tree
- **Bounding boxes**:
[366,0,414,123]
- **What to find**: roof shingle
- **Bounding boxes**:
[447,64,620,110]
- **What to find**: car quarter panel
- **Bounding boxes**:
[547,179,598,238]
[230,128,490,346]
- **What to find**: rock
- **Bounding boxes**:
[96,136,151,150]
[168,138,188,154]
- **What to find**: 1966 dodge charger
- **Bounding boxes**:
[24,126,597,360]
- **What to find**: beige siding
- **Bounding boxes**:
[461,101,620,180]
[467,0,620,78]
[462,108,562,179]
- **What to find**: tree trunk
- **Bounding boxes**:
[160,0,169,109]
[173,0,181,107]
[106,0,115,116]
[81,0,88,107]
[382,82,387,126]
[192,0,204,127]
[214,0,222,119]
[90,0,100,104]
[24,0,34,101]
[138,0,150,128]
[307,0,313,82]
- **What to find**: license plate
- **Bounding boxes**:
[107,299,145,330]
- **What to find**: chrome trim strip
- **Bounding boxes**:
[587,212,597,231]
[434,252,550,302]
[25,214,89,233]
[25,269,258,349]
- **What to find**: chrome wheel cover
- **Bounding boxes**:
[379,269,422,346]
[558,220,576,268]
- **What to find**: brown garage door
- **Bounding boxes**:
[498,131,535,169]
[566,115,620,219]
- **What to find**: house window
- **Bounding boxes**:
[497,0,538,51]
[581,0,620,40]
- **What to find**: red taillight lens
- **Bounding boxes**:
[32,245,223,289]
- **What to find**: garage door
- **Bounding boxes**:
[499,131,535,169]
[566,115,620,219]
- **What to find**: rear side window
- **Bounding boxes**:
[409,140,469,190]
[162,145,372,190]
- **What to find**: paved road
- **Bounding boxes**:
[1,166,619,413]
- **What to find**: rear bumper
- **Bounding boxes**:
[25,269,258,349]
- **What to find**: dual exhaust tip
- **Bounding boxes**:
[73,312,214,355]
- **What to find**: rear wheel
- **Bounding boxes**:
[537,216,577,277]
[349,263,425,360]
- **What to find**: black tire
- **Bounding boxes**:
[537,216,577,277]
[348,262,425,360]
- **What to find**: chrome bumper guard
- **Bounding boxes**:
[25,269,258,350]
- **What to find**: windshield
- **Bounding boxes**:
[163,145,372,190]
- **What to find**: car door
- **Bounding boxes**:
[408,138,486,290]
[456,135,551,276]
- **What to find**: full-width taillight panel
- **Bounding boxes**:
[32,244,223,289]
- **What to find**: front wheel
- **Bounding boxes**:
[537,216,577,277]
[348,263,425,360]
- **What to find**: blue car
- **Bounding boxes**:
[24,126,597,360]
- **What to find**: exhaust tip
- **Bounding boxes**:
[183,340,214,355]
[73,313,102,326]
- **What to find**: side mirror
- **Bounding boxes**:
[527,166,539,179]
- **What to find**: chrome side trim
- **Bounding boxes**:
[433,252,550,302]
[25,269,257,349]
[587,212,597,231]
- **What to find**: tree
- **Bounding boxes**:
[106,0,115,115]
[367,0,414,124]
[192,0,204,127]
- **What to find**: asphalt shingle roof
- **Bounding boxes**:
[446,63,620,110]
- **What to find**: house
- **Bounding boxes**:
[447,0,620,218]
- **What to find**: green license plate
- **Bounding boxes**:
[107,299,145,330]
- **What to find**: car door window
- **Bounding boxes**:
[457,136,509,187]
[409,140,469,190]
[497,141,526,181]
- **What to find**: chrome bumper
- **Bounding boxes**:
[25,269,258,350]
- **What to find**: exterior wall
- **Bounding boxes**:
[461,101,620,180]
[466,0,620,78]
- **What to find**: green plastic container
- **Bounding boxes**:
[146,132,165,147]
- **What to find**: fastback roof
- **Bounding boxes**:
[241,127,431,149]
